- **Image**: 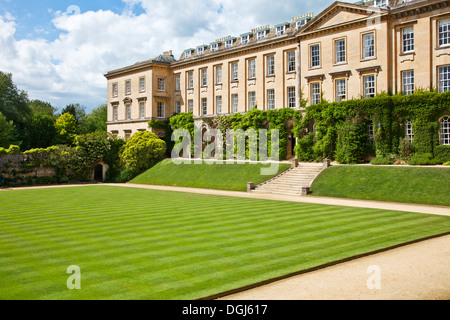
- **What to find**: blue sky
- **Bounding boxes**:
[0,0,331,112]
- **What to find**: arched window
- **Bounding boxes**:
[440,116,450,145]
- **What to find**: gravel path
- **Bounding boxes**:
[220,235,450,300]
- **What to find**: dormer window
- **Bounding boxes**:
[185,50,192,58]
[257,30,266,40]
[211,43,219,52]
[374,0,387,8]
[276,25,286,35]
[197,47,204,55]
[241,34,250,44]
[225,39,233,48]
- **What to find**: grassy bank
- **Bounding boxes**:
[0,185,449,299]
[311,165,450,206]
[130,159,291,191]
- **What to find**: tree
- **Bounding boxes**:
[26,113,57,149]
[55,113,77,146]
[83,104,107,133]
[0,111,16,148]
[29,100,57,118]
[121,131,166,173]
[60,103,86,125]
[0,71,31,148]
[0,71,31,125]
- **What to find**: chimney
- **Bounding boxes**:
[163,50,173,56]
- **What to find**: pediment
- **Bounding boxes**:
[300,2,388,34]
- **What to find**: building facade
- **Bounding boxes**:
[105,0,450,142]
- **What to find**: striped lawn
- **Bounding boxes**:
[0,185,449,300]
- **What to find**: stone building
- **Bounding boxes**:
[105,0,450,148]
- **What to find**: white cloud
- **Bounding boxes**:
[0,0,329,111]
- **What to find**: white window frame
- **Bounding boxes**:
[188,71,194,89]
[402,27,415,53]
[176,101,181,114]
[125,80,131,95]
[225,39,233,48]
[257,30,266,40]
[335,78,347,102]
[216,96,222,114]
[232,94,239,113]
[440,116,450,145]
[112,83,118,97]
[335,39,346,64]
[157,102,165,118]
[438,19,450,47]
[157,78,166,92]
[288,87,296,108]
[185,50,192,58]
[362,33,375,59]
[276,25,285,35]
[202,98,207,116]
[139,102,145,119]
[267,55,275,76]
[211,43,218,52]
[406,120,414,142]
[216,65,222,84]
[267,89,275,110]
[310,82,321,105]
[248,59,256,79]
[139,77,145,92]
[241,35,249,44]
[310,44,320,68]
[402,70,415,95]
[438,65,450,93]
[188,100,194,113]
[126,104,131,120]
[113,106,118,121]
[364,75,376,98]
[201,69,207,87]
[287,51,296,73]
[232,63,238,81]
[175,74,181,91]
[248,91,256,110]
[197,47,204,55]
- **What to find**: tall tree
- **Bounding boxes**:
[26,113,57,149]
[0,111,16,148]
[0,71,31,148]
[83,104,107,133]
[29,100,57,118]
[60,103,86,125]
[55,113,77,146]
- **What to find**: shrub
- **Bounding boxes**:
[399,137,415,160]
[370,156,394,165]
[121,131,166,173]
[115,168,138,183]
[407,153,440,165]
[434,145,450,164]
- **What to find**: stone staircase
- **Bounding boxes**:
[252,162,325,196]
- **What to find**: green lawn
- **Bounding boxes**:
[311,166,450,206]
[130,159,291,191]
[0,185,449,300]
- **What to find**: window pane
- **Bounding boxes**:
[336,79,346,102]
[438,66,450,93]
[335,39,346,63]
[364,75,375,98]
[232,94,238,113]
[216,96,222,114]
[439,19,450,47]
[402,27,414,53]
[288,51,296,72]
[402,70,414,95]
[311,45,320,67]
[311,83,321,105]
[267,89,275,110]
[288,87,296,108]
[267,56,275,76]
[249,60,256,79]
[440,116,450,145]
[363,33,375,59]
